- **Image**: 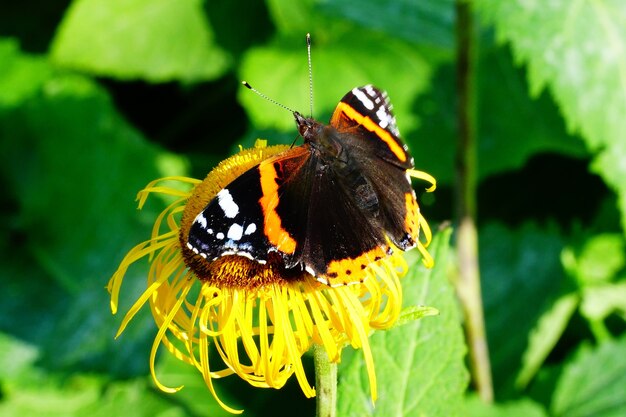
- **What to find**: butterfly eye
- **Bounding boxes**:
[295,112,311,138]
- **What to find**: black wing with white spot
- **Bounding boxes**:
[330,85,413,170]
[187,166,271,263]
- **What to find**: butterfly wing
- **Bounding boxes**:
[186,147,309,264]
[329,85,421,251]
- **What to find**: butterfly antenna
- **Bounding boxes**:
[241,81,296,114]
[306,33,314,118]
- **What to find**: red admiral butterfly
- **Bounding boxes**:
[185,84,423,287]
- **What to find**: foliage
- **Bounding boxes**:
[1,0,625,416]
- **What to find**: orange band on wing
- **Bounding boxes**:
[323,245,389,287]
[404,191,420,242]
[335,102,407,163]
[258,162,297,254]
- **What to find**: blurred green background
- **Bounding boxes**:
[1,0,625,416]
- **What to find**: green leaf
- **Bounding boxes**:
[0,38,52,107]
[265,0,320,35]
[461,395,548,417]
[239,31,431,135]
[50,0,230,82]
[562,234,626,286]
[516,293,579,389]
[395,305,440,327]
[204,0,273,58]
[0,369,188,417]
[314,0,456,48]
[480,222,566,396]
[154,353,246,417]
[337,228,469,417]
[0,375,102,417]
[580,281,626,322]
[473,0,626,233]
[83,379,188,417]
[551,337,626,417]
[0,333,39,381]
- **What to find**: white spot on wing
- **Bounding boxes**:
[352,88,374,110]
[195,213,207,228]
[227,223,243,240]
[217,189,239,218]
[216,232,225,240]
[375,105,389,124]
[244,223,256,235]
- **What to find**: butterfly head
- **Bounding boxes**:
[294,111,322,143]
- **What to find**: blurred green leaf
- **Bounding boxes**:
[337,228,469,417]
[516,293,579,389]
[551,337,626,417]
[581,281,626,322]
[473,0,626,233]
[0,38,52,107]
[0,375,102,417]
[0,364,188,417]
[83,379,187,417]
[480,222,566,396]
[562,234,626,286]
[50,0,230,82]
[461,394,548,417]
[265,0,320,35]
[204,0,273,58]
[239,31,430,135]
[154,353,246,417]
[0,333,39,381]
[315,0,455,48]
[0,43,187,376]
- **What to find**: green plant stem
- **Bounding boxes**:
[455,0,494,403]
[314,344,337,417]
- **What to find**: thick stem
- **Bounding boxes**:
[455,0,494,403]
[314,344,337,417]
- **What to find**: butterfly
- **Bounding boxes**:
[186,85,421,287]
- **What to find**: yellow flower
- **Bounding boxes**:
[107,140,435,413]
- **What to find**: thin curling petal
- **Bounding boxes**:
[407,168,437,192]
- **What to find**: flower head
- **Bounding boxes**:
[108,140,435,413]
